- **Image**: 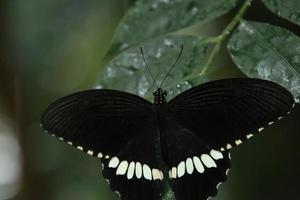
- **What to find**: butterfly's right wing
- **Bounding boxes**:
[41,89,164,200]
[102,115,165,200]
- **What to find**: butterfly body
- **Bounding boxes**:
[41,78,295,200]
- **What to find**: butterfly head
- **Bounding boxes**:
[153,88,167,104]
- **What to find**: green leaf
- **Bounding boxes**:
[262,0,300,26]
[96,35,210,101]
[227,20,300,102]
[106,0,237,58]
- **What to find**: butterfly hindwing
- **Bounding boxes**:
[40,89,153,159]
[102,116,164,200]
[169,78,295,151]
[160,115,231,200]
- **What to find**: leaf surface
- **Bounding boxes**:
[106,0,237,57]
[97,35,210,100]
[262,0,300,26]
[227,21,300,102]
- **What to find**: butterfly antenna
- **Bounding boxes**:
[159,44,183,88]
[140,47,159,89]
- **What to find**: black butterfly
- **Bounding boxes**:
[41,47,295,200]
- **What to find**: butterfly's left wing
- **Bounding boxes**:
[164,78,295,200]
[41,89,164,200]
[161,116,230,200]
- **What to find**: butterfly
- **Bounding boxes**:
[40,46,295,200]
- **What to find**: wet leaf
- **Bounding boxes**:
[106,0,237,58]
[96,35,210,101]
[262,0,300,26]
[227,20,300,102]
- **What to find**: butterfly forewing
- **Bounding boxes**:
[41,89,153,158]
[169,78,295,151]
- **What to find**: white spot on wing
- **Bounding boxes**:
[105,155,110,159]
[114,191,120,197]
[152,168,162,180]
[201,154,217,168]
[193,156,204,173]
[268,121,274,125]
[159,171,164,180]
[77,146,83,151]
[246,134,254,139]
[226,168,230,175]
[67,141,72,145]
[220,147,225,151]
[210,150,224,160]
[226,144,232,150]
[127,162,135,179]
[135,162,142,179]
[278,116,283,120]
[97,152,103,158]
[258,127,264,132]
[186,158,194,174]
[216,182,222,189]
[177,161,185,178]
[109,157,119,168]
[116,161,128,175]
[87,150,93,155]
[58,137,64,141]
[143,164,152,180]
[235,139,243,146]
[171,167,177,178]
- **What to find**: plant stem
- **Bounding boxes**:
[198,0,253,77]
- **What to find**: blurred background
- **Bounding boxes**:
[0,0,299,200]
